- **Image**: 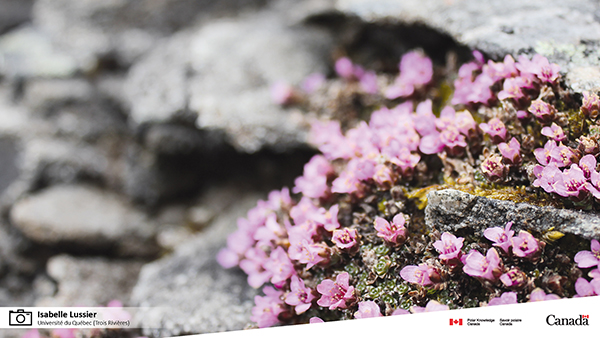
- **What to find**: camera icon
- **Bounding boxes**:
[9,309,33,326]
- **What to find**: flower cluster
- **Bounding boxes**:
[221,49,599,328]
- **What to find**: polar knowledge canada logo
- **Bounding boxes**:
[546,314,589,326]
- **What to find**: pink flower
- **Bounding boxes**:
[239,248,272,288]
[354,301,383,319]
[534,140,557,166]
[574,239,600,269]
[581,91,600,118]
[483,221,515,254]
[497,77,525,100]
[528,100,556,123]
[263,246,296,287]
[373,214,407,246]
[251,286,284,328]
[360,71,379,94]
[284,276,316,314]
[316,272,356,310]
[499,268,527,288]
[454,110,477,136]
[528,54,561,83]
[579,154,598,179]
[399,51,433,86]
[400,263,435,286]
[373,163,394,186]
[462,248,501,280]
[433,232,464,260]
[309,317,324,324]
[554,164,589,201]
[541,123,566,142]
[332,228,358,250]
[481,154,507,182]
[322,204,341,231]
[479,118,507,143]
[385,80,414,99]
[217,248,241,269]
[270,81,296,105]
[411,300,449,313]
[532,164,562,193]
[511,231,539,258]
[529,288,561,302]
[335,57,355,80]
[549,145,574,167]
[52,329,76,338]
[440,127,467,154]
[391,308,411,315]
[419,132,445,155]
[413,100,437,136]
[309,120,352,160]
[498,137,521,165]
[288,239,328,269]
[301,73,325,93]
[574,277,597,297]
[488,292,518,306]
[293,154,334,199]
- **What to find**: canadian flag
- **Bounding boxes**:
[581,315,589,319]
[449,318,463,325]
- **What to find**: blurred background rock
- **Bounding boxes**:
[1,0,600,337]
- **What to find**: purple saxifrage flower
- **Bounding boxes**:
[499,268,527,288]
[484,221,515,254]
[251,286,284,328]
[316,272,356,310]
[579,154,598,179]
[332,228,358,250]
[284,275,316,314]
[574,239,600,269]
[462,248,501,280]
[532,164,562,193]
[581,91,600,119]
[541,123,566,142]
[433,232,464,260]
[488,292,518,306]
[373,214,407,246]
[511,231,539,258]
[354,301,383,319]
[528,100,556,123]
[498,137,521,165]
[400,263,435,286]
[534,140,558,166]
[549,145,575,168]
[554,164,589,201]
[481,154,508,182]
[411,300,449,313]
[309,317,324,324]
[574,277,598,297]
[529,288,561,302]
[479,118,507,143]
[263,246,296,287]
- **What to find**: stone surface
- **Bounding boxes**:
[124,10,333,152]
[425,189,600,239]
[9,185,159,257]
[0,26,86,78]
[0,0,34,34]
[131,193,263,337]
[35,254,145,307]
[336,0,600,92]
[32,0,270,67]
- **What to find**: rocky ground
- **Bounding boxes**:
[0,0,599,337]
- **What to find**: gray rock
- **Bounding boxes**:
[131,193,264,337]
[425,189,600,239]
[9,185,159,257]
[0,0,34,34]
[336,0,600,92]
[125,11,333,152]
[0,26,87,78]
[35,254,145,307]
[32,0,270,67]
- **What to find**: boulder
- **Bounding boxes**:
[9,184,159,257]
[425,189,600,239]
